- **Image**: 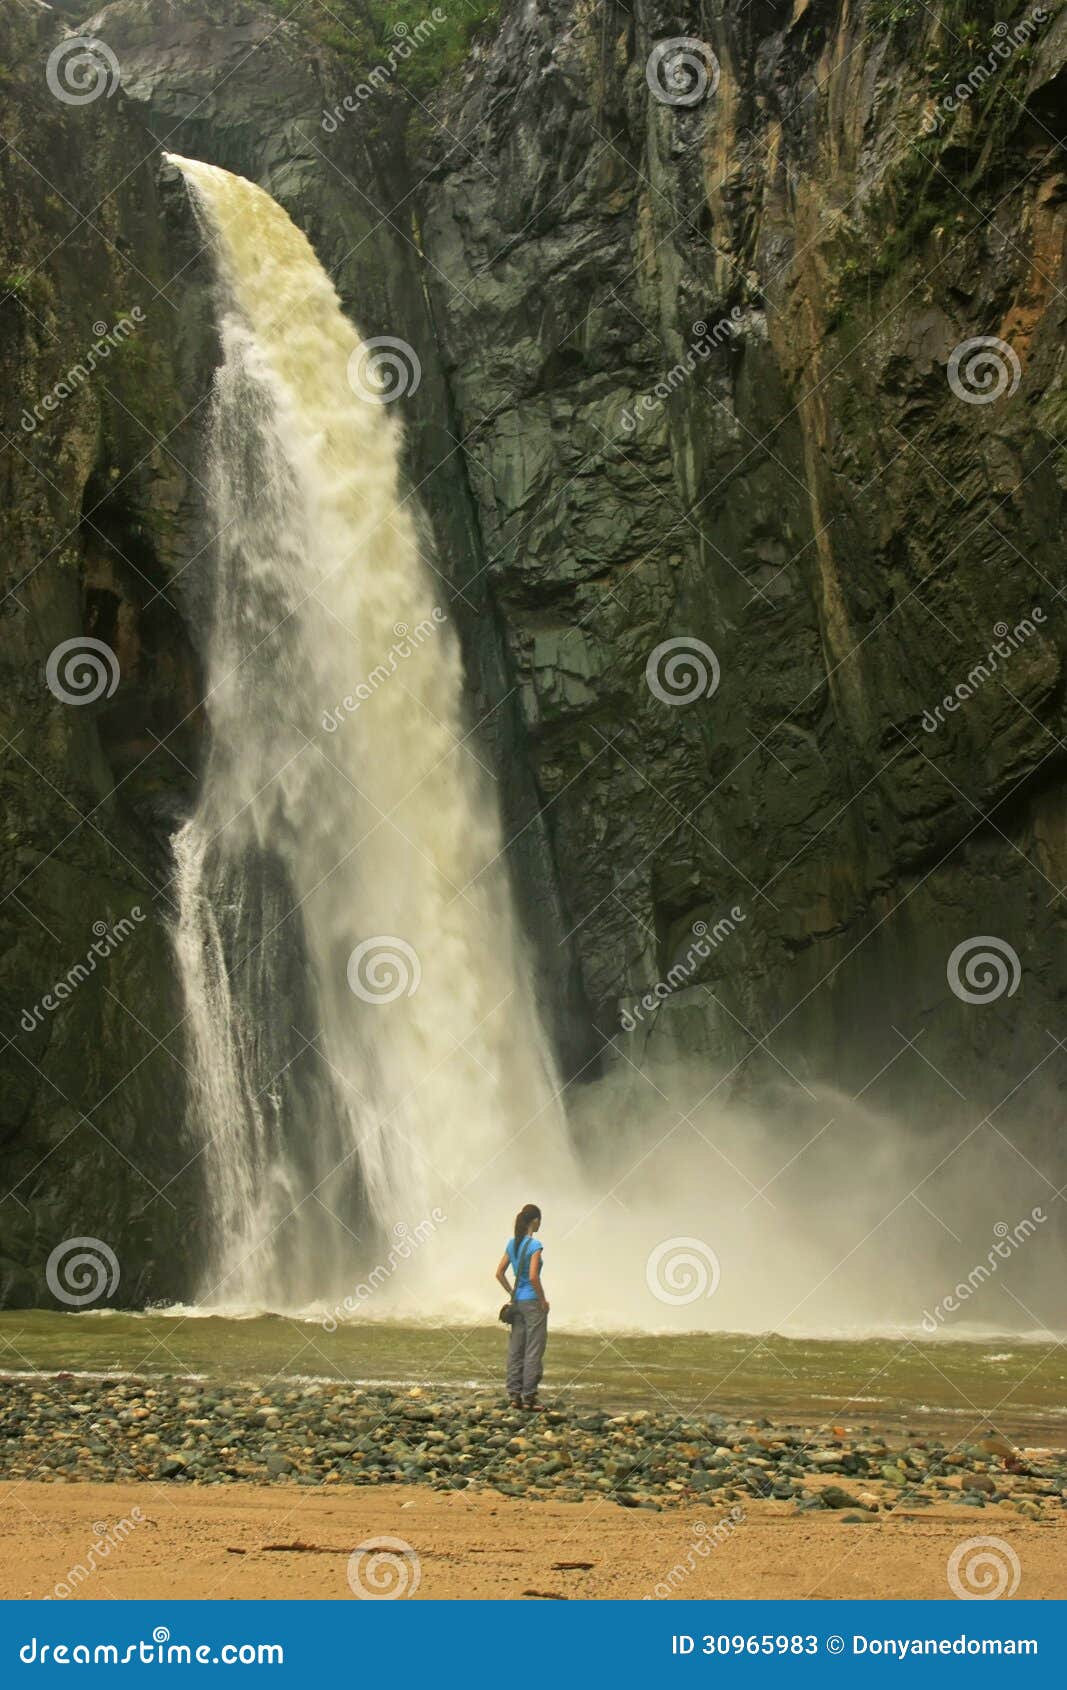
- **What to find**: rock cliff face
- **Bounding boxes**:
[0,0,212,1302]
[418,0,1067,1121]
[1,0,1065,1303]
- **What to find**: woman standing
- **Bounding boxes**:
[496,1203,549,1411]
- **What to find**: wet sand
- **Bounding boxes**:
[2,1481,1063,1600]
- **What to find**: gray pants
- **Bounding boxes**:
[506,1302,547,1399]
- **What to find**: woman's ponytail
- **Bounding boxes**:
[512,1203,541,1250]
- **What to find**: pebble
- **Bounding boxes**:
[0,1377,1062,1514]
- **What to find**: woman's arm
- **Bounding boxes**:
[528,1248,549,1313]
[495,1253,512,1296]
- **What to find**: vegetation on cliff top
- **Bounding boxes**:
[263,0,501,99]
[831,0,1050,306]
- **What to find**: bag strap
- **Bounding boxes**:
[510,1235,534,1301]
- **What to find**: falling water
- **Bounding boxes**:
[168,156,574,1310]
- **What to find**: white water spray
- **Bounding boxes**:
[168,156,575,1309]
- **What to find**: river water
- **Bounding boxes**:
[2,1312,1063,1440]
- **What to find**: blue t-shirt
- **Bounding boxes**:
[507,1236,543,1301]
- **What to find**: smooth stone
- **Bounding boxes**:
[819,1486,865,1510]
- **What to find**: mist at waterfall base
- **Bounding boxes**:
[163,157,1063,1347]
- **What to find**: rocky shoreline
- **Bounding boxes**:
[2,1375,1065,1518]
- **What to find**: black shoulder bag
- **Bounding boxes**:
[498,1236,533,1326]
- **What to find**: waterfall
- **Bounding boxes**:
[167,156,574,1313]
[155,165,1067,1343]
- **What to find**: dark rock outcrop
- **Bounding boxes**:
[418,0,1067,1122]
[0,0,213,1303]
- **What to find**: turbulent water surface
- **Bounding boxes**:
[2,1313,1064,1438]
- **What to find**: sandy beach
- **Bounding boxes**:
[2,1480,1063,1600]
